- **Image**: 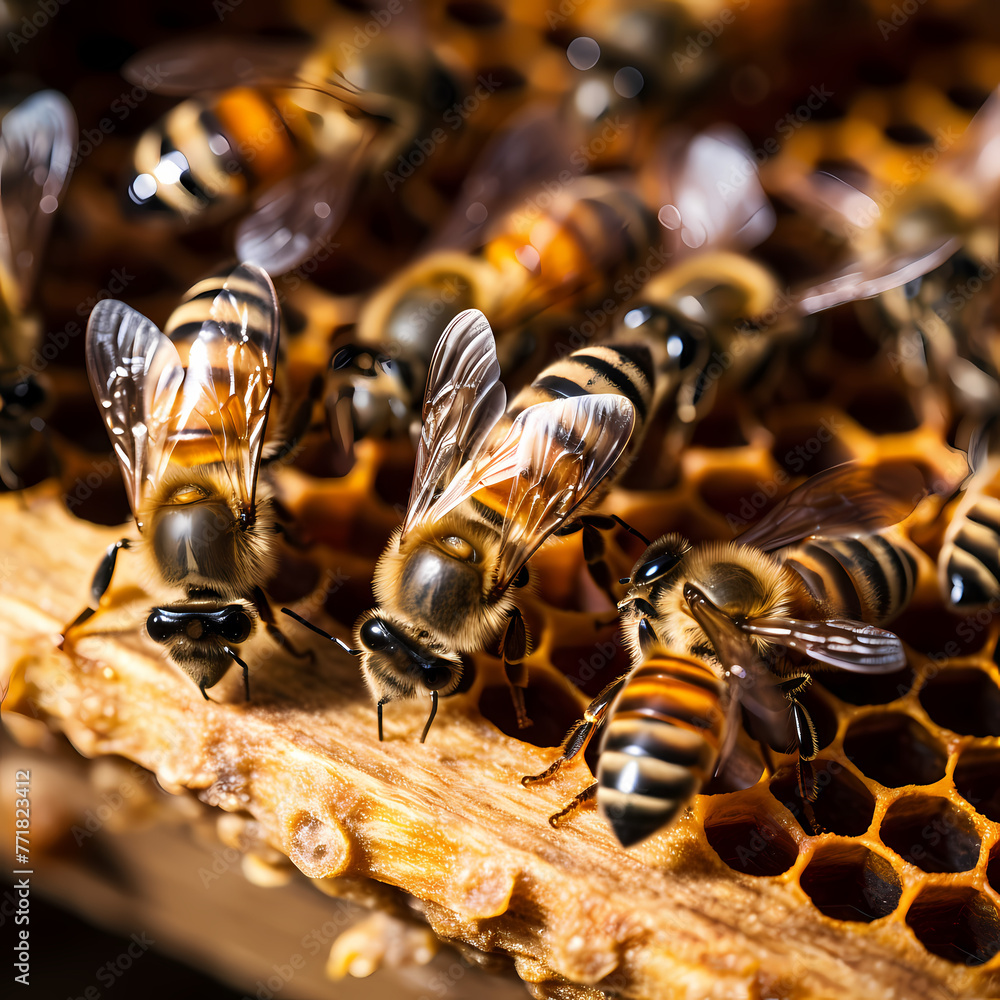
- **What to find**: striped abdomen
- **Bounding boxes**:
[597,652,725,847]
[780,534,918,625]
[941,491,1000,611]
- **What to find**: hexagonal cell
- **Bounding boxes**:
[846,388,919,434]
[988,842,1000,896]
[771,425,855,479]
[799,842,902,922]
[843,713,947,788]
[954,747,1000,822]
[770,760,875,838]
[479,673,581,749]
[905,886,1000,966]
[880,796,981,873]
[816,663,914,706]
[703,798,799,877]
[918,668,1000,737]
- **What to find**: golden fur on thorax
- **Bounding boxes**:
[371,513,516,654]
[136,463,278,599]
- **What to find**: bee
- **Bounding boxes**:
[120,31,460,274]
[289,306,663,740]
[63,263,306,699]
[939,415,1000,612]
[767,84,1000,415]
[525,462,925,847]
[0,90,76,488]
[324,167,660,463]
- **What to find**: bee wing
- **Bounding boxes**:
[171,263,279,515]
[122,39,361,103]
[430,394,636,595]
[85,300,185,524]
[733,461,926,551]
[743,618,907,672]
[235,144,372,275]
[0,91,77,307]
[793,235,961,315]
[427,104,580,251]
[400,309,506,541]
[651,125,775,256]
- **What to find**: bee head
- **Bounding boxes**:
[354,610,462,704]
[325,344,414,459]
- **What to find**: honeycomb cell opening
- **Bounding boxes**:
[769,760,875,838]
[799,842,902,923]
[842,712,947,788]
[846,388,920,434]
[816,663,914,706]
[918,667,1000,737]
[478,676,581,749]
[880,795,981,874]
[703,799,799,877]
[953,747,1000,822]
[988,842,1000,896]
[905,886,1000,966]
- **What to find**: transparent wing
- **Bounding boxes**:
[734,462,925,552]
[650,125,775,256]
[235,146,371,275]
[431,395,635,595]
[171,263,279,515]
[427,104,579,252]
[85,300,184,525]
[0,91,77,308]
[122,38,360,103]
[743,617,907,672]
[400,309,506,540]
[794,236,961,315]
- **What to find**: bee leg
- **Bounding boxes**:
[579,515,649,603]
[60,538,131,647]
[251,587,314,662]
[781,674,822,832]
[549,783,598,828]
[419,691,438,744]
[500,608,532,728]
[225,646,252,701]
[522,673,628,786]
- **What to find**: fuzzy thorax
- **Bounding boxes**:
[136,464,278,599]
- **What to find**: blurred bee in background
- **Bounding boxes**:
[121,25,464,275]
[287,307,649,739]
[324,115,663,465]
[767,83,1000,416]
[63,263,308,699]
[0,90,76,489]
[525,462,924,847]
[939,414,1000,613]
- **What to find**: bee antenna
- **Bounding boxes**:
[281,608,362,656]
[419,691,439,744]
[224,646,251,701]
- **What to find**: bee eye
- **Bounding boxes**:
[636,553,681,584]
[439,535,475,561]
[422,662,454,691]
[360,618,392,651]
[666,322,705,370]
[219,609,252,643]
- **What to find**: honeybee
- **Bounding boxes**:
[767,84,1000,415]
[325,167,660,463]
[121,31,461,274]
[63,263,305,698]
[525,462,925,847]
[289,306,660,739]
[939,415,1000,612]
[0,90,76,488]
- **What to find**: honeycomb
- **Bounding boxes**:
[2,0,1000,998]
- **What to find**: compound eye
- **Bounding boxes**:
[360,618,393,651]
[438,535,475,561]
[635,552,681,585]
[146,610,174,643]
[666,321,705,370]
[423,662,454,691]
[220,609,252,643]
